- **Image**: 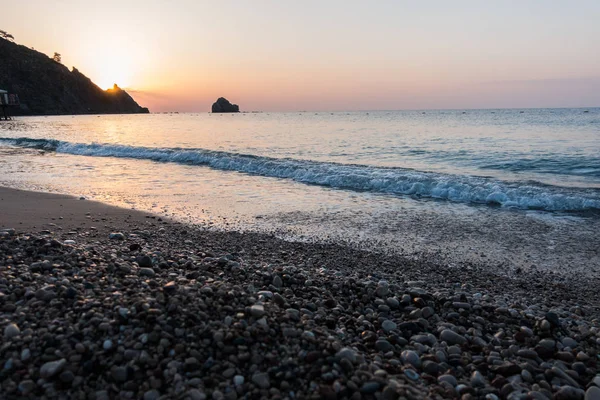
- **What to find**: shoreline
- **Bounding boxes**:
[1,186,598,310]
[1,186,600,399]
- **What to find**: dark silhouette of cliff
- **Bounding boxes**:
[0,37,149,115]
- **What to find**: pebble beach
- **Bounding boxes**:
[1,188,600,400]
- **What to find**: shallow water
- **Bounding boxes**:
[1,110,599,274]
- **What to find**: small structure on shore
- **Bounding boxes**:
[212,97,239,113]
[0,89,20,120]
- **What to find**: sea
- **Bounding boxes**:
[1,109,599,273]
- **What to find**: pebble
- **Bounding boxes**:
[187,389,207,400]
[40,358,67,379]
[18,380,36,395]
[555,386,584,400]
[401,350,421,368]
[252,372,270,389]
[586,386,600,400]
[250,304,265,317]
[336,347,357,363]
[163,281,177,293]
[375,339,394,353]
[404,369,419,380]
[440,329,467,345]
[563,337,578,348]
[4,323,20,339]
[144,390,161,400]
[112,366,128,382]
[272,275,283,288]
[139,267,155,277]
[135,254,152,269]
[386,297,399,308]
[376,281,389,297]
[361,381,381,394]
[381,319,397,332]
[109,232,125,240]
[471,371,485,387]
[233,375,244,386]
[21,348,31,361]
[438,374,458,387]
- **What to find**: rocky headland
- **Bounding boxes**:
[1,188,600,399]
[0,37,148,115]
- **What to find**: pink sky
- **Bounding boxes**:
[4,1,600,111]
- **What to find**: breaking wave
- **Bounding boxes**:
[2,136,600,212]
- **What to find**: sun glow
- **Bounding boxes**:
[95,57,133,90]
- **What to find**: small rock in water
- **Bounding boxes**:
[4,323,20,339]
[109,232,125,240]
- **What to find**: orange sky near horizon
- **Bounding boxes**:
[4,1,600,112]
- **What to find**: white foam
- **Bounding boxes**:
[2,137,600,212]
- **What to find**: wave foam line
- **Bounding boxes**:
[1,137,600,212]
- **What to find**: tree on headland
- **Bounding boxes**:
[52,52,62,63]
[0,30,15,42]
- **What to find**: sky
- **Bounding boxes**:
[4,0,600,111]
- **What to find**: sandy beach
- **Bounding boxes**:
[1,186,600,399]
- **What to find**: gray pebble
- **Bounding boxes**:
[381,319,397,332]
[440,329,466,345]
[4,323,20,339]
[250,304,265,318]
[40,358,67,379]
[375,339,393,353]
[438,374,458,387]
[252,372,270,389]
[586,386,600,400]
[139,267,155,277]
